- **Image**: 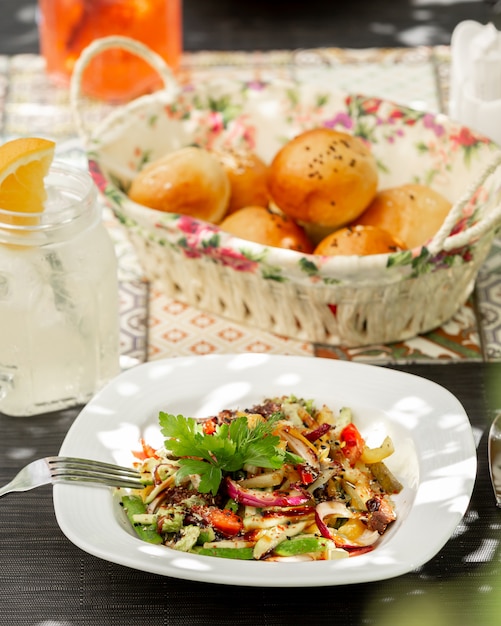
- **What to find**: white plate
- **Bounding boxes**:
[54,354,476,587]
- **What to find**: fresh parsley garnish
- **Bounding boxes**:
[159,411,300,495]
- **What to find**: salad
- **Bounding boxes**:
[121,396,403,562]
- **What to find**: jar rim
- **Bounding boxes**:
[0,161,97,234]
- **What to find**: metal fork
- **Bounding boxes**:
[0,456,143,497]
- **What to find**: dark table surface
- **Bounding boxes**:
[1,361,500,625]
[0,0,496,56]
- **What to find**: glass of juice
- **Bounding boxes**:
[37,0,182,102]
[0,163,120,416]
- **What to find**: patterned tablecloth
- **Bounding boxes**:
[2,46,501,365]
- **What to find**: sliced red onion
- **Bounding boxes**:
[146,492,168,513]
[342,544,376,555]
[153,463,176,485]
[315,501,379,551]
[315,501,355,540]
[226,477,310,508]
[279,429,320,470]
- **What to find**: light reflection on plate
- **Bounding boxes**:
[53,354,476,587]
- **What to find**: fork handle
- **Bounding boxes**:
[0,482,14,497]
[0,480,30,497]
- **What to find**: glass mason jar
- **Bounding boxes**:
[37,0,183,103]
[0,162,120,416]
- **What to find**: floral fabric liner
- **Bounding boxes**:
[88,78,501,288]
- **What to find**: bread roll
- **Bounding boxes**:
[212,149,270,214]
[128,146,230,223]
[314,225,404,256]
[220,206,314,253]
[268,128,378,241]
[354,183,452,249]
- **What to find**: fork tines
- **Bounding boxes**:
[47,456,143,489]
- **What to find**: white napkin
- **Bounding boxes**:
[450,20,501,145]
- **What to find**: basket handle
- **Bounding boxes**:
[427,151,501,254]
[69,35,181,145]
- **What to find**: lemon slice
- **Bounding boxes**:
[0,137,55,226]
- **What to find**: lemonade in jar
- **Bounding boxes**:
[0,138,120,416]
[37,0,182,102]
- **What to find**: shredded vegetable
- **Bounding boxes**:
[121,396,403,562]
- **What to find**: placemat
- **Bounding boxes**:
[2,48,501,366]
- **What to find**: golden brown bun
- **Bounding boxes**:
[354,183,452,249]
[268,128,378,237]
[212,149,270,215]
[220,206,314,253]
[128,146,230,223]
[314,225,404,256]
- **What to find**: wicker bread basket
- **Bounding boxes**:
[71,37,501,347]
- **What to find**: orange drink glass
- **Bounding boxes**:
[38,0,182,102]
